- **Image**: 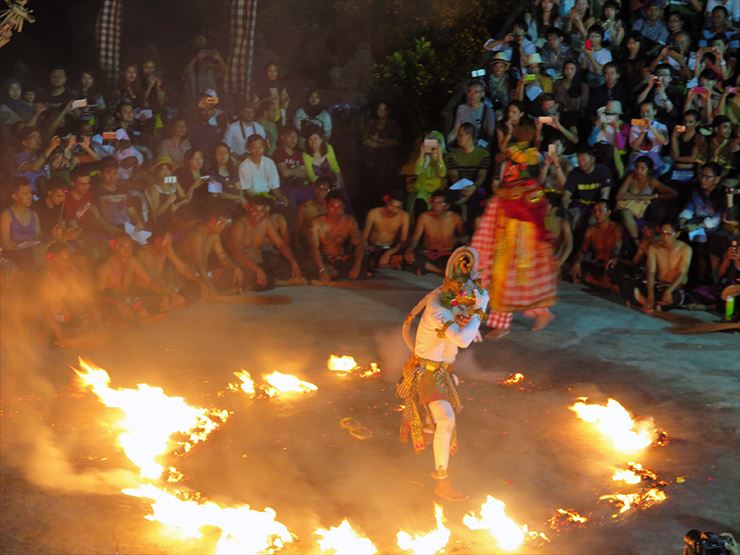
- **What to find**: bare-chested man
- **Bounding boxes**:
[635,222,692,313]
[295,176,331,249]
[309,191,366,283]
[571,201,623,289]
[137,228,209,300]
[227,197,303,290]
[404,193,464,275]
[363,191,410,269]
[97,235,184,321]
[177,212,245,297]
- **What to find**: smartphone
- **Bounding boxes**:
[602,114,617,123]
[538,116,553,124]
[692,86,707,95]
[164,176,178,184]
[674,125,686,133]
[205,96,219,105]
[547,144,557,157]
[727,87,740,94]
[102,131,117,141]
[470,68,485,78]
[584,39,593,51]
[524,73,537,82]
[200,175,211,181]
[423,138,437,153]
[631,118,648,127]
[71,98,88,109]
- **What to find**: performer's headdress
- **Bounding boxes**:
[502,143,541,181]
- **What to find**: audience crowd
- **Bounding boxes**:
[0,1,738,346]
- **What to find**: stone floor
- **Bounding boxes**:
[1,271,738,554]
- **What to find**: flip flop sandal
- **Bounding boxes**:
[349,426,373,440]
[340,417,361,430]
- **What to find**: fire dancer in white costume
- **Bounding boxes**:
[397,246,488,501]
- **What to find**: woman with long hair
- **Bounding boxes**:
[496,100,528,162]
[116,63,145,108]
[174,148,208,218]
[78,70,106,125]
[554,60,589,115]
[619,33,648,94]
[158,118,191,166]
[209,142,243,214]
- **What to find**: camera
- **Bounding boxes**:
[683,529,734,555]
[471,68,485,78]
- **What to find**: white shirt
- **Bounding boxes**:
[414,289,489,363]
[629,120,669,153]
[238,156,280,194]
[223,120,266,158]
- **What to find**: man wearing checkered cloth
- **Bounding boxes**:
[471,138,558,339]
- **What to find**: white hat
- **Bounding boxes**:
[490,52,511,66]
[526,53,544,66]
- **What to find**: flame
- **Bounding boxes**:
[464,496,548,550]
[548,508,589,531]
[500,372,525,385]
[569,398,659,452]
[75,358,228,479]
[359,363,380,378]
[227,370,257,398]
[124,484,293,554]
[612,463,657,485]
[598,488,667,517]
[261,371,318,398]
[328,355,359,373]
[396,503,450,554]
[315,519,377,554]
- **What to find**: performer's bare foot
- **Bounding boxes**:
[434,477,469,502]
[531,311,555,331]
[485,328,510,340]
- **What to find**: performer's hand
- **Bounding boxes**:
[473,331,483,343]
[233,267,245,287]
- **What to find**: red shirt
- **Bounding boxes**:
[63,190,95,225]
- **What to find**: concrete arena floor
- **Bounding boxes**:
[1,271,738,555]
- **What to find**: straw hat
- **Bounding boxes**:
[490,52,511,68]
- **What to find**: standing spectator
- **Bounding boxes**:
[447,80,496,146]
[223,102,266,162]
[253,62,290,125]
[185,90,223,155]
[158,118,191,167]
[39,67,76,117]
[362,101,401,200]
[294,90,332,140]
[1,79,40,137]
[141,59,166,127]
[183,36,227,102]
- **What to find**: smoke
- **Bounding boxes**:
[0,272,138,494]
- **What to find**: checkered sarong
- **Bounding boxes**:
[225,0,258,98]
[95,0,122,85]
[472,196,557,317]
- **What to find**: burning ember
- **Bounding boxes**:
[261,371,318,398]
[227,370,256,398]
[463,495,547,550]
[499,372,525,385]
[569,398,661,452]
[547,508,590,532]
[315,519,377,554]
[396,503,450,554]
[359,363,381,378]
[75,358,228,479]
[612,462,657,485]
[328,355,360,373]
[124,484,294,554]
[598,488,667,517]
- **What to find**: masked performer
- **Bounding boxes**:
[397,246,488,501]
[471,140,558,339]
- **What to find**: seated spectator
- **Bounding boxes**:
[38,66,77,127]
[486,53,513,117]
[598,0,625,50]
[1,177,43,269]
[632,0,670,50]
[404,192,464,276]
[97,234,183,322]
[239,135,286,203]
[635,64,682,126]
[563,145,614,233]
[571,200,623,288]
[496,100,528,161]
[177,210,244,296]
[158,118,191,167]
[539,137,572,192]
[553,60,589,116]
[294,89,332,140]
[39,242,100,347]
[483,19,538,64]
[308,191,366,282]
[447,80,495,147]
[587,62,631,114]
[295,177,331,251]
[34,177,69,240]
[698,35,734,83]
[227,197,303,290]
[63,165,118,238]
[114,64,145,109]
[706,115,735,175]
[141,59,166,127]
[515,54,554,108]
[1,79,43,142]
[362,191,410,269]
[9,127,60,194]
[618,33,649,94]
[679,162,726,282]
[116,101,152,157]
[96,158,145,232]
[684,69,722,124]
[185,89,223,155]
[669,109,706,199]
[634,222,692,312]
[698,5,739,50]
[580,25,613,85]
[660,32,694,81]
[563,0,596,48]
[691,238,740,311]
[545,193,574,269]
[408,131,446,217]
[253,62,290,124]
[223,102,266,162]
[446,122,491,227]
[535,0,564,40]
[302,129,343,189]
[274,126,311,210]
[145,156,190,224]
[209,143,243,214]
[588,100,629,179]
[628,101,669,174]
[534,93,580,151]
[616,156,678,242]
[256,100,279,156]
[541,28,573,77]
[174,148,209,216]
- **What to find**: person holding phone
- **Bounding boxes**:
[408,131,447,217]
[580,25,612,85]
[146,156,189,223]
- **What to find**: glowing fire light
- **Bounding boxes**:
[359,363,381,378]
[75,358,228,479]
[328,355,359,373]
[569,398,659,452]
[124,484,294,554]
[397,503,450,554]
[548,508,589,531]
[612,462,657,485]
[227,370,256,398]
[261,371,318,398]
[463,495,541,551]
[315,519,377,554]
[500,372,525,385]
[599,488,667,517]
